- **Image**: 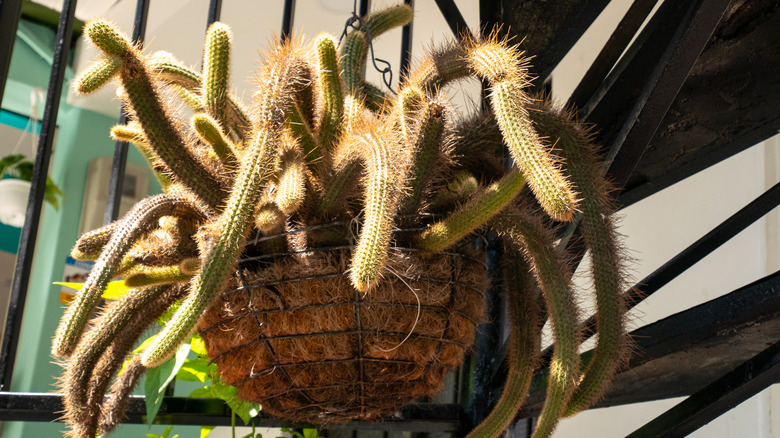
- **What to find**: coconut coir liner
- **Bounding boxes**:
[198,241,487,424]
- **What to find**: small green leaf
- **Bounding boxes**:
[188,386,213,398]
[144,343,190,425]
[200,425,215,438]
[176,357,211,382]
[190,334,208,356]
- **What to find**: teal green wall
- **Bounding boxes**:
[1,20,201,438]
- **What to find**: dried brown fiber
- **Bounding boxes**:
[198,235,486,424]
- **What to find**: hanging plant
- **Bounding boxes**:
[0,154,65,227]
[53,4,629,438]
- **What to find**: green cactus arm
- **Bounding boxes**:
[491,207,581,438]
[364,4,413,38]
[418,167,526,252]
[84,20,228,208]
[52,194,207,358]
[361,81,388,112]
[62,284,187,437]
[203,23,232,126]
[255,198,285,232]
[74,56,121,94]
[337,120,409,292]
[192,112,238,166]
[140,42,305,367]
[150,52,252,143]
[124,264,194,287]
[315,96,368,216]
[71,223,116,261]
[275,139,307,215]
[98,355,145,435]
[466,255,540,438]
[315,34,344,152]
[529,105,626,416]
[287,106,321,168]
[340,31,367,97]
[429,171,479,210]
[110,123,173,188]
[400,97,446,214]
[61,285,170,424]
[467,40,578,222]
[407,43,469,92]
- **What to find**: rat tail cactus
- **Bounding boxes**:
[55,4,628,437]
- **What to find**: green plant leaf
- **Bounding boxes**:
[187,386,213,398]
[190,333,208,357]
[144,342,190,425]
[146,425,178,438]
[0,154,26,176]
[200,425,215,438]
[175,357,211,382]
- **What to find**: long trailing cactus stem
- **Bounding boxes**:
[340,118,409,292]
[467,37,579,222]
[61,285,171,424]
[203,23,232,126]
[52,194,206,357]
[466,255,540,438]
[529,103,627,416]
[140,41,306,367]
[71,285,187,438]
[418,167,526,252]
[74,56,121,94]
[491,206,581,438]
[400,95,447,214]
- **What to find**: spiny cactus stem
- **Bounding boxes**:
[340,31,367,97]
[62,285,169,423]
[364,4,413,37]
[317,161,362,216]
[142,39,305,363]
[75,56,121,94]
[348,127,404,292]
[288,106,321,167]
[401,99,445,214]
[467,41,578,221]
[466,256,539,438]
[151,56,251,143]
[529,108,625,416]
[491,209,581,438]
[141,127,282,367]
[204,23,232,125]
[120,58,226,208]
[52,194,206,358]
[71,223,115,261]
[110,124,173,188]
[192,112,238,166]
[316,34,344,152]
[276,147,307,215]
[125,265,194,287]
[418,167,526,252]
[407,44,469,93]
[255,200,285,232]
[98,355,145,435]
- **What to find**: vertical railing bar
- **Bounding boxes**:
[567,0,660,110]
[207,0,222,27]
[398,0,413,84]
[359,0,370,17]
[280,0,295,41]
[433,0,473,41]
[103,0,150,225]
[0,0,24,106]
[0,0,77,391]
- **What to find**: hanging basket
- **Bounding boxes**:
[198,221,488,423]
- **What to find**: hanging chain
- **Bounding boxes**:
[338,0,397,94]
